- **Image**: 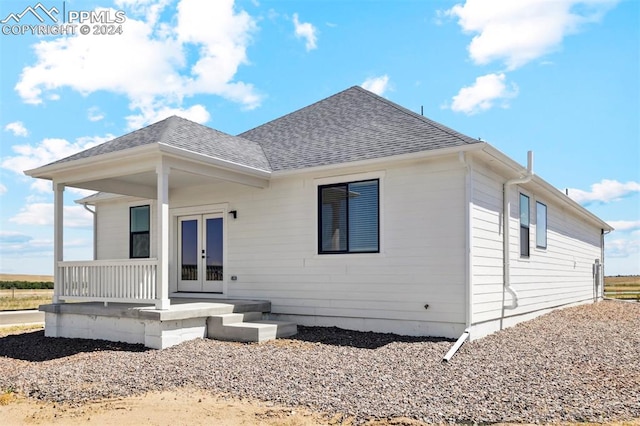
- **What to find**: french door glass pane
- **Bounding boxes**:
[206,218,223,281]
[181,219,198,281]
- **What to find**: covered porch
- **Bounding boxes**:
[23,117,300,348]
[25,122,271,310]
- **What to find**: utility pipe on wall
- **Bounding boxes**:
[503,151,534,310]
[600,228,612,300]
[81,203,97,260]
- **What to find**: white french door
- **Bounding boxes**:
[177,213,224,293]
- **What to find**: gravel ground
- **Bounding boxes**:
[1,300,638,424]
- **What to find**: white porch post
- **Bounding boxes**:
[53,182,64,304]
[155,163,171,309]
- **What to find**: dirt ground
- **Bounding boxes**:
[2,390,639,426]
[0,389,435,426]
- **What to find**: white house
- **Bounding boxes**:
[26,86,611,349]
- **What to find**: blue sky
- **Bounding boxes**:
[0,0,638,276]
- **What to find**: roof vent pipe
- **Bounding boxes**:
[503,151,534,310]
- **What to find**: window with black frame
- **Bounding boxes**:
[130,205,150,258]
[318,179,379,254]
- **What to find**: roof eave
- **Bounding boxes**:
[480,144,613,232]
[24,143,160,180]
[24,142,272,182]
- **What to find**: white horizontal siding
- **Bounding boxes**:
[220,158,468,329]
[96,199,156,260]
[470,160,602,326]
[93,157,468,335]
[470,163,504,321]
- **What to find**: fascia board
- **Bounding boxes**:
[24,144,160,180]
[24,142,272,184]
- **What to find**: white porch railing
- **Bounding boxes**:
[58,259,158,304]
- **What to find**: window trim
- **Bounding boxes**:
[536,201,548,249]
[519,193,530,258]
[317,178,380,255]
[129,204,150,259]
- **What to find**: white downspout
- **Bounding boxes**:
[600,229,612,299]
[81,203,97,260]
[503,151,534,310]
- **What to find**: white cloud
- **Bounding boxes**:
[114,0,172,26]
[445,0,618,70]
[450,72,518,114]
[175,0,260,107]
[4,121,28,137]
[15,11,184,106]
[0,235,46,255]
[361,75,390,96]
[568,179,640,204]
[606,238,640,259]
[15,0,261,128]
[0,135,113,175]
[0,231,31,244]
[29,179,52,194]
[293,13,317,51]
[88,107,105,122]
[0,183,6,195]
[125,104,210,131]
[10,203,93,228]
[0,234,89,257]
[607,220,640,232]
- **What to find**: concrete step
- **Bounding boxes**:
[207,311,263,327]
[255,320,297,338]
[206,312,297,343]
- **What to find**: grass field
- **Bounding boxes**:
[604,275,640,301]
[0,290,53,311]
[0,274,54,310]
[0,274,53,282]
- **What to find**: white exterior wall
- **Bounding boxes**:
[469,160,602,339]
[96,198,157,260]
[93,156,468,339]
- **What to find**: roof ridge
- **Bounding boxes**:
[159,115,182,143]
[167,115,275,171]
[353,86,477,145]
[239,86,358,138]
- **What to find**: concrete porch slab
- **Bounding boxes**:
[39,299,274,349]
[40,299,271,321]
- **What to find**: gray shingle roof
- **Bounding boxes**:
[239,86,481,171]
[47,115,271,171]
[44,86,481,173]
